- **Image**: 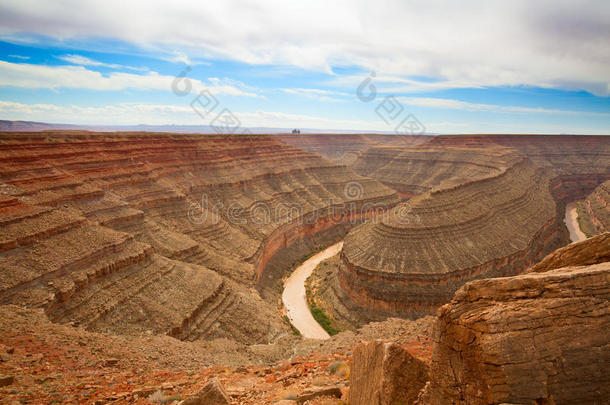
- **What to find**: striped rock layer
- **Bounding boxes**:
[340,135,610,316]
[0,132,398,343]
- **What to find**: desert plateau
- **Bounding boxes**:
[1,1,609,404]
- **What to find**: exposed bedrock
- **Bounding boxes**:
[575,180,610,236]
[349,143,519,198]
[419,261,610,405]
[350,134,610,199]
[340,157,566,316]
[427,134,610,200]
[0,132,398,343]
[350,340,429,405]
[339,135,610,317]
[527,232,610,273]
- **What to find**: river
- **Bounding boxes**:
[281,241,343,339]
[564,202,587,243]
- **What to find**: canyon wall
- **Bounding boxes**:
[349,144,517,197]
[339,135,610,317]
[427,134,610,201]
[343,236,610,405]
[0,132,398,342]
[340,155,563,316]
[576,180,610,236]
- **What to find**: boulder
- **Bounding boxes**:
[182,378,230,405]
[420,261,610,404]
[0,374,14,387]
[296,386,342,404]
[350,340,428,405]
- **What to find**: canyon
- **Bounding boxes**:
[0,131,608,404]
[0,132,399,345]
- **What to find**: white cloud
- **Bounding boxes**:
[8,54,30,60]
[56,54,146,71]
[396,97,610,117]
[0,0,608,94]
[280,88,349,102]
[0,60,262,97]
[161,51,210,66]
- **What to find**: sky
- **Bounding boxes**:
[0,0,609,134]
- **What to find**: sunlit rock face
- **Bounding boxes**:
[419,260,610,405]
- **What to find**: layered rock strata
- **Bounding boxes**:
[340,135,609,316]
[528,232,610,273]
[576,180,610,236]
[340,156,562,316]
[350,340,428,405]
[0,132,398,342]
[426,134,610,200]
[350,144,518,197]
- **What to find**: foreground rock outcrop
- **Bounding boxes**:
[350,340,428,405]
[527,232,610,273]
[420,261,610,404]
[183,378,230,405]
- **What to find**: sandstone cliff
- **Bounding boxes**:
[350,340,428,405]
[527,232,610,273]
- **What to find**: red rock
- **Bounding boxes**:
[103,358,119,367]
[350,340,428,405]
[0,374,15,387]
[528,231,610,273]
[296,386,342,404]
[182,377,230,405]
[420,261,610,404]
[132,386,156,398]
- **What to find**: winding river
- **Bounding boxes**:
[281,204,588,339]
[564,202,587,243]
[281,241,343,339]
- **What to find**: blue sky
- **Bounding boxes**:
[0,0,609,134]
